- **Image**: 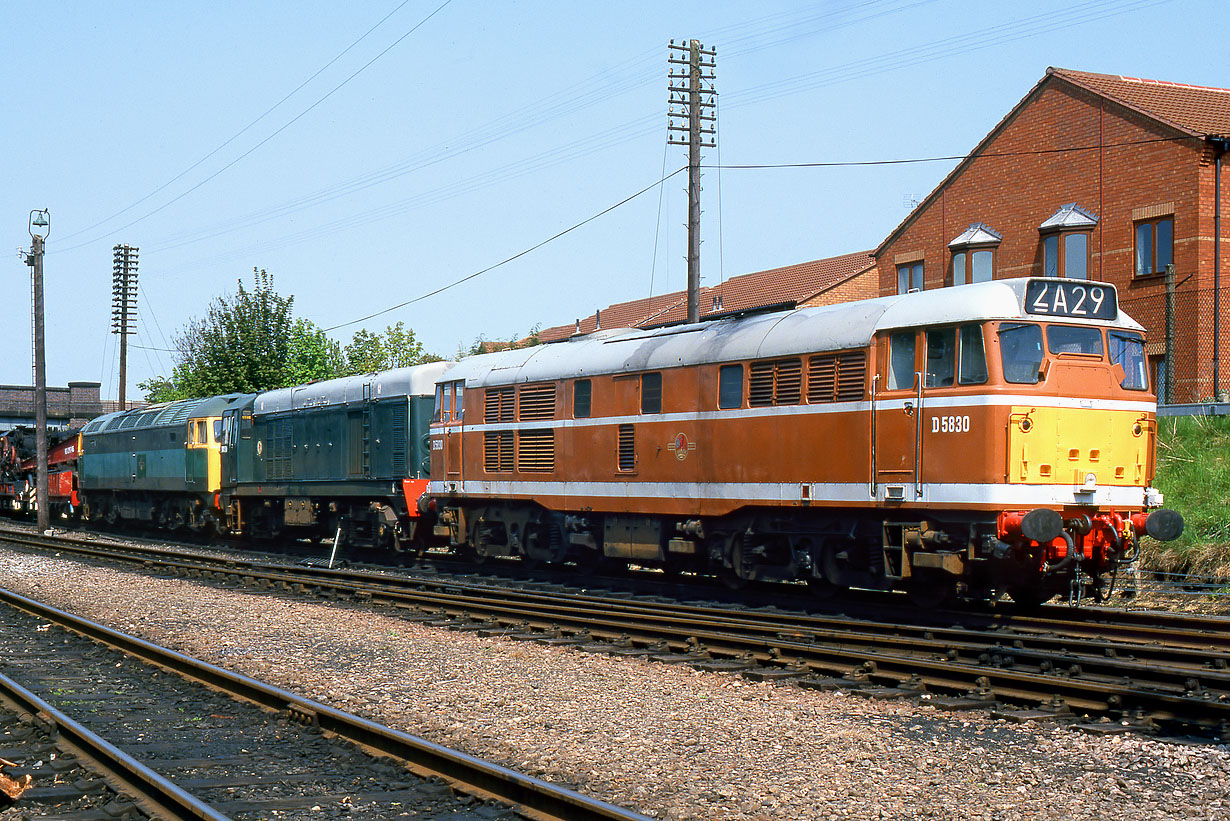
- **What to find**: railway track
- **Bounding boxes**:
[0,582,649,820]
[4,527,1229,742]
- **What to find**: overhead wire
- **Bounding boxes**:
[322,165,687,332]
[87,1,921,263]
[142,0,1164,274]
[56,0,424,245]
[55,0,455,254]
[720,0,1170,108]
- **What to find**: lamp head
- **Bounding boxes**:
[29,209,50,240]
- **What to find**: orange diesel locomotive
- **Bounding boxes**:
[427,278,1182,605]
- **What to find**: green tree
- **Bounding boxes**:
[285,318,344,386]
[342,321,439,374]
[139,268,345,402]
[461,325,542,357]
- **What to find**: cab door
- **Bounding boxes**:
[440,380,465,479]
[220,409,239,488]
[873,330,922,500]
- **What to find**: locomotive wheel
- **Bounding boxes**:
[524,519,568,565]
[799,539,838,599]
[720,533,750,590]
[1006,586,1053,609]
[905,569,956,608]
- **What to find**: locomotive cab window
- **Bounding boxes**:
[924,328,956,388]
[958,324,988,385]
[573,379,592,418]
[718,364,743,409]
[240,411,253,440]
[1047,325,1104,357]
[641,372,662,414]
[434,381,466,423]
[1109,331,1148,390]
[887,331,917,390]
[432,384,446,423]
[213,420,223,443]
[998,323,1044,384]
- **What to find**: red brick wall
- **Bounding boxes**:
[874,78,1222,401]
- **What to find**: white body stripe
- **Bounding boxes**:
[440,394,1155,434]
[428,479,1151,509]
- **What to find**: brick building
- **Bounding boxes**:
[537,250,875,343]
[874,67,1230,402]
[0,382,111,431]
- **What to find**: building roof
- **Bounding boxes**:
[1051,67,1230,140]
[875,67,1230,258]
[536,251,874,343]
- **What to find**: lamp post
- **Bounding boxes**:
[25,209,50,533]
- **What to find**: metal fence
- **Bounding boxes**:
[1118,274,1230,405]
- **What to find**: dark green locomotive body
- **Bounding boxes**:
[221,362,451,547]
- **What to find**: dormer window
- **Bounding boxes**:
[949,223,1001,286]
[1039,203,1097,280]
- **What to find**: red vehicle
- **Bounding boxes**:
[0,428,81,520]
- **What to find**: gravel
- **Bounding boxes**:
[1,546,1228,821]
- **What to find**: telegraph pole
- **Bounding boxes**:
[668,39,716,323]
[25,210,50,533]
[112,245,139,410]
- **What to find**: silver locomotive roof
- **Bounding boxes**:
[447,278,1143,388]
[254,360,453,415]
[82,393,254,434]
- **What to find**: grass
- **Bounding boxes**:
[1142,414,1230,577]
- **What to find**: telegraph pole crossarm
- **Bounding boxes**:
[667,39,717,324]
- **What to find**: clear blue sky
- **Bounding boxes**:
[4,0,1226,399]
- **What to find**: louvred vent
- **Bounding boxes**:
[517,429,555,472]
[518,385,557,421]
[485,387,514,423]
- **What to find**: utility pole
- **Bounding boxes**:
[24,209,50,533]
[668,39,716,323]
[112,245,139,410]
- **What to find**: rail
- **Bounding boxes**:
[0,584,650,821]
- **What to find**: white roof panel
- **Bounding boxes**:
[446,278,1142,389]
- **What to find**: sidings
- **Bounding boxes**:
[807,350,867,403]
[517,429,555,472]
[748,358,802,407]
[617,424,636,471]
[484,431,513,472]
[518,384,557,420]
[485,387,514,423]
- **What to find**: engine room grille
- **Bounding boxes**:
[749,358,802,407]
[484,431,513,472]
[484,387,515,423]
[267,418,293,480]
[517,429,555,472]
[808,350,867,403]
[518,384,557,421]
[390,412,407,476]
[617,424,636,471]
